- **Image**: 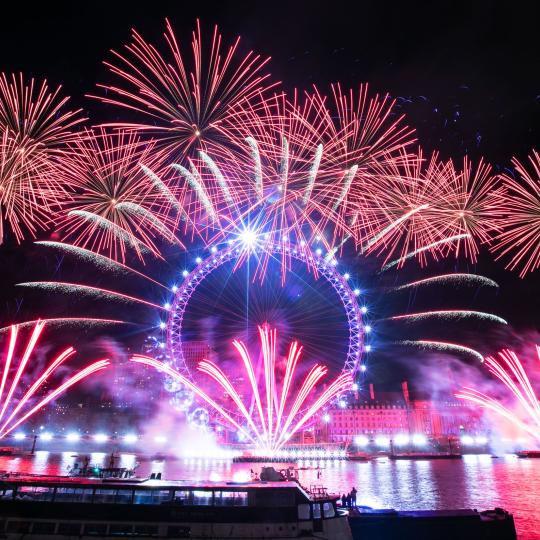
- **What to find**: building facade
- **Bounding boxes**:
[318,381,484,444]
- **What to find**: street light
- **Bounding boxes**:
[375,436,390,447]
[461,435,474,445]
[412,434,427,446]
[354,435,369,447]
[394,434,410,446]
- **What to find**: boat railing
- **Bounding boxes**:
[308,485,330,500]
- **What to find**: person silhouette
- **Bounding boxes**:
[341,494,346,507]
[351,487,357,506]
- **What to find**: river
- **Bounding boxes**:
[0,451,538,539]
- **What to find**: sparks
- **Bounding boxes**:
[400,340,484,363]
[391,273,499,292]
[0,321,109,438]
[492,150,540,277]
[132,326,352,455]
[456,346,540,442]
[388,310,507,325]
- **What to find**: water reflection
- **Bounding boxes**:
[0,452,538,538]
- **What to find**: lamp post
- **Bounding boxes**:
[30,434,38,455]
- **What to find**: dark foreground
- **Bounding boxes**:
[348,507,517,540]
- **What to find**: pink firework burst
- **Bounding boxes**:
[0,73,85,243]
[406,156,504,263]
[0,320,110,439]
[356,149,449,265]
[57,128,185,263]
[159,93,353,280]
[131,325,352,454]
[492,150,540,277]
[93,19,275,160]
[456,346,540,443]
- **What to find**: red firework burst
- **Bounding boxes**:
[492,150,540,277]
[355,149,449,265]
[92,19,275,160]
[57,128,184,263]
[165,93,353,280]
[0,73,85,243]
[423,157,505,262]
[307,83,416,173]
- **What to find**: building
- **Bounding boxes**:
[182,341,212,375]
[318,381,484,444]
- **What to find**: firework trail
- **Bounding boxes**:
[0,318,128,334]
[399,340,484,363]
[131,325,352,454]
[456,346,540,442]
[16,282,168,311]
[390,273,499,292]
[34,241,169,289]
[388,309,507,325]
[493,150,540,277]
[0,74,84,243]
[381,234,471,271]
[92,19,275,160]
[0,321,110,438]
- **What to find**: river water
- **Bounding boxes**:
[0,451,538,539]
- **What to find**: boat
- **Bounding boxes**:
[346,451,370,461]
[516,449,540,458]
[348,506,517,539]
[67,452,139,479]
[0,466,351,539]
[389,452,463,460]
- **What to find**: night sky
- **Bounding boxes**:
[0,1,539,385]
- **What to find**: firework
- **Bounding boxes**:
[17,281,168,311]
[0,321,109,438]
[391,273,499,292]
[132,325,352,454]
[424,157,504,262]
[381,233,471,272]
[303,83,416,231]
[352,152,502,266]
[400,340,484,363]
[0,318,128,334]
[161,95,353,280]
[388,309,507,325]
[57,129,183,262]
[492,150,540,277]
[0,74,84,243]
[93,19,274,160]
[34,241,169,289]
[353,150,450,264]
[308,83,416,173]
[456,346,540,442]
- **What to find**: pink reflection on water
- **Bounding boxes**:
[0,452,539,538]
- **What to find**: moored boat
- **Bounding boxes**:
[0,468,351,539]
[516,449,540,458]
[389,452,462,460]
